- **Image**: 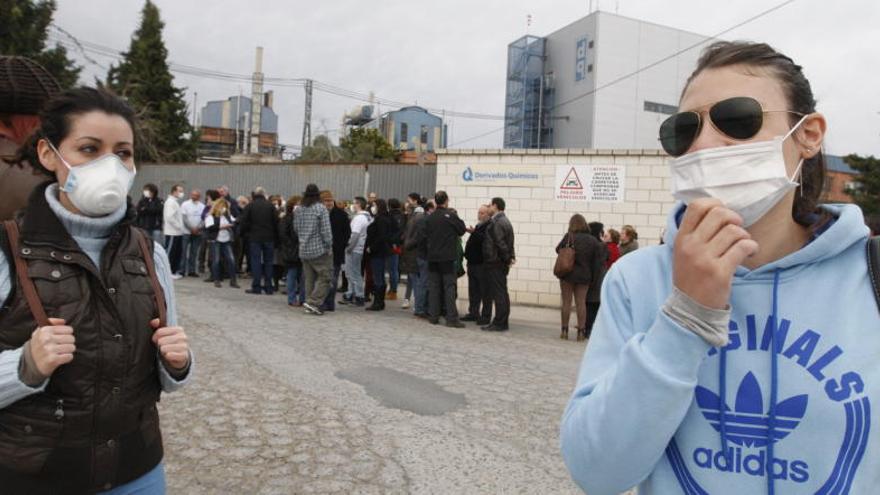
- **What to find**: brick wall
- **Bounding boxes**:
[436,148,676,308]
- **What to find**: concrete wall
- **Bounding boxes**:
[436,148,675,308]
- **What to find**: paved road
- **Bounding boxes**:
[159,278,588,494]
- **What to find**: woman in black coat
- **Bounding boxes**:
[364,199,397,311]
[556,214,605,341]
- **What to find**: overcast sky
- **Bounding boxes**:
[53,0,879,157]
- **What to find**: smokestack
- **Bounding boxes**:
[249,46,264,154]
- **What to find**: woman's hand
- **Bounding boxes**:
[673,198,759,309]
[150,319,190,371]
[29,318,76,376]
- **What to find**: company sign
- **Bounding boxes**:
[575,37,588,82]
[555,164,624,202]
[460,165,543,188]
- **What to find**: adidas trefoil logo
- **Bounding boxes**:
[695,372,808,448]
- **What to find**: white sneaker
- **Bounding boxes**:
[401,298,411,309]
[170,273,183,280]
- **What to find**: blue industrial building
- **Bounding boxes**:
[366,106,447,152]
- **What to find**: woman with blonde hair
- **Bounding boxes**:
[205,197,238,288]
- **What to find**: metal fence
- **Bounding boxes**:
[132,163,436,201]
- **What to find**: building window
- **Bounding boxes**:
[420,125,428,145]
[400,123,408,144]
[588,40,594,49]
[587,64,593,73]
[644,100,678,115]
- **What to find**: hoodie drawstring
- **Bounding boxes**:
[767,268,781,495]
[717,268,781,495]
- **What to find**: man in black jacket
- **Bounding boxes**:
[421,191,466,328]
[135,183,164,245]
[239,187,278,295]
[482,197,515,331]
[462,205,492,325]
[322,190,351,311]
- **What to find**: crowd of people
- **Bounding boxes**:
[138,184,529,331]
[140,181,642,337]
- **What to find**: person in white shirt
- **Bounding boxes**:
[163,184,186,278]
[180,189,205,277]
[341,196,372,306]
[204,198,239,288]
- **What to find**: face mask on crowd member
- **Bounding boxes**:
[38,110,137,218]
[370,205,378,216]
[142,189,152,199]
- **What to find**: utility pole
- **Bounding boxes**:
[302,79,313,148]
[191,92,198,128]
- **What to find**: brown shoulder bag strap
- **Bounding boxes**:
[3,220,50,327]
[134,229,168,328]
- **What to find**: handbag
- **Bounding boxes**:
[554,233,576,279]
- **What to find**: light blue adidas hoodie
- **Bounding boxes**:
[560,202,879,494]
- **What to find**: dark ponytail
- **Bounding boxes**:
[684,41,825,227]
[5,87,138,177]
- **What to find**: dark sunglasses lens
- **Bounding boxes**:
[710,97,763,140]
[659,112,699,156]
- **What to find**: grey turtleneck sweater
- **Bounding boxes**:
[0,184,192,408]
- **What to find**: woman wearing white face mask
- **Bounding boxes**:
[561,42,880,494]
[0,87,192,493]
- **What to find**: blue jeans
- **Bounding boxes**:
[387,253,400,292]
[181,233,202,275]
[147,229,164,246]
[211,241,236,282]
[370,256,388,296]
[345,251,365,298]
[249,241,275,293]
[98,462,165,494]
[322,264,342,310]
[286,266,306,304]
[413,257,429,315]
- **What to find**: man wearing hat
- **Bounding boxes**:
[0,56,62,220]
[293,184,334,315]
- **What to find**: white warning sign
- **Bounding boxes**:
[555,165,625,202]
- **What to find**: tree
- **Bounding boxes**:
[106,1,195,163]
[844,154,880,222]
[0,0,81,88]
[296,135,344,163]
[339,127,394,162]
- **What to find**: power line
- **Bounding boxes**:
[449,0,799,147]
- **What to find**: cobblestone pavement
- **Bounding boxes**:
[159,278,588,494]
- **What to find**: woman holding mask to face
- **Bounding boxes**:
[561,42,879,494]
[0,87,192,494]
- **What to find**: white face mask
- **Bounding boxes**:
[370,206,378,215]
[143,190,152,199]
[669,115,808,227]
[49,142,136,217]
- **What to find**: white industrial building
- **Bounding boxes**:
[504,11,709,150]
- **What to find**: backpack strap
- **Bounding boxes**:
[3,220,50,327]
[134,228,168,328]
[867,236,880,314]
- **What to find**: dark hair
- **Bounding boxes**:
[685,41,825,226]
[7,87,138,177]
[491,197,506,211]
[170,184,183,194]
[588,221,604,240]
[621,225,638,241]
[608,228,621,244]
[425,201,436,212]
[407,192,421,203]
[568,214,588,234]
[353,196,367,211]
[434,190,449,206]
[301,183,320,207]
[374,198,389,216]
[205,189,220,202]
[388,198,401,210]
[143,183,158,197]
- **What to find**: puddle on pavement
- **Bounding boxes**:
[335,366,467,416]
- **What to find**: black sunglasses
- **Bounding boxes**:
[658,96,804,157]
